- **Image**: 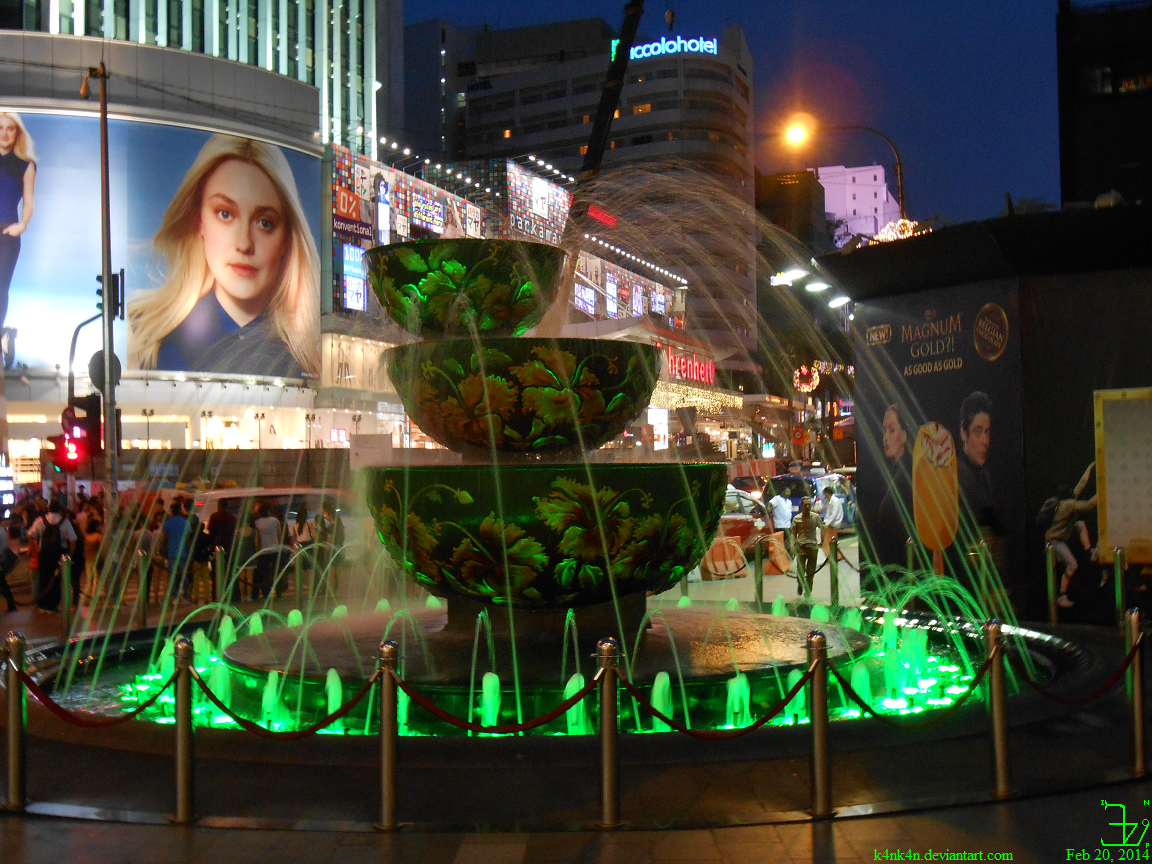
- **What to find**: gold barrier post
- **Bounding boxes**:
[598,637,620,829]
[984,620,1011,799]
[377,640,399,830]
[807,630,831,818]
[3,631,26,811]
[172,637,195,825]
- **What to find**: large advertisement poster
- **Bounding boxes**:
[854,281,1025,602]
[0,110,321,379]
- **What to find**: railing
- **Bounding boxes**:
[0,611,1147,825]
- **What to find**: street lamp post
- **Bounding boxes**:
[142,409,154,449]
[784,121,906,220]
[81,63,118,511]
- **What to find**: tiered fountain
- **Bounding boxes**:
[218,237,876,734]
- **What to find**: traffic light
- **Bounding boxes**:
[62,393,102,449]
[96,269,125,319]
[45,434,86,474]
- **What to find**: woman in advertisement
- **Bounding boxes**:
[0,112,36,366]
[129,134,319,378]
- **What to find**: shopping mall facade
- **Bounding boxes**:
[0,32,745,488]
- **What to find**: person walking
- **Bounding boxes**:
[28,499,76,613]
[790,497,824,599]
[819,486,845,561]
[0,524,21,613]
[767,485,793,548]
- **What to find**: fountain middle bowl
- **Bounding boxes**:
[364,461,727,608]
[387,338,661,455]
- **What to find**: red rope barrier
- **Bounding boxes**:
[1006,635,1143,706]
[189,667,380,740]
[15,668,176,728]
[616,664,815,740]
[393,668,603,735]
[828,652,994,729]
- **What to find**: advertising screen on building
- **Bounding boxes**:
[0,110,322,379]
[342,244,367,311]
[505,160,570,245]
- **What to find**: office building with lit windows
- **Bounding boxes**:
[0,0,403,156]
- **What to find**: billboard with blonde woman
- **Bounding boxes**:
[0,110,320,378]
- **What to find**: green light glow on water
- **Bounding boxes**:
[102,608,1008,736]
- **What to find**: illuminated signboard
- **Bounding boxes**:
[412,192,445,233]
[574,283,596,316]
[665,347,715,385]
[376,177,391,244]
[605,273,619,318]
[632,283,645,316]
[612,35,718,60]
[342,244,367,311]
[651,290,666,315]
[505,160,571,245]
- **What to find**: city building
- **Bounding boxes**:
[816,165,902,246]
[0,0,403,157]
[755,169,836,255]
[405,17,758,363]
[1057,0,1152,205]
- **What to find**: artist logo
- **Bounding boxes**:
[973,302,1009,362]
[866,325,891,346]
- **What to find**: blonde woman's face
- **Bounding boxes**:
[0,117,19,153]
[199,159,289,309]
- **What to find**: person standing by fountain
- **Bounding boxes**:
[791,497,824,599]
[290,507,315,598]
[160,500,194,604]
[27,500,77,613]
[315,500,345,597]
[252,502,284,600]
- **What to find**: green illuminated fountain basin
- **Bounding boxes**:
[363,462,727,609]
[386,338,660,454]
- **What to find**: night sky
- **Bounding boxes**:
[406,0,1062,224]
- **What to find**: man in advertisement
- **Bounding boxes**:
[855,285,1024,601]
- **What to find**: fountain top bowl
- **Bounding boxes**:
[364,238,568,338]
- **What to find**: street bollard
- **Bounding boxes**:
[60,555,72,640]
[172,637,195,824]
[905,536,915,575]
[214,546,226,606]
[1045,543,1058,626]
[984,620,1011,799]
[378,640,399,831]
[807,630,831,818]
[598,637,620,829]
[754,538,763,612]
[828,538,839,609]
[1115,547,1127,629]
[1128,609,1145,778]
[3,631,26,811]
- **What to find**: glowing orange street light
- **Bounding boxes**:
[781,114,906,220]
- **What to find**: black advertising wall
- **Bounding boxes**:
[854,281,1026,604]
[1018,269,1152,622]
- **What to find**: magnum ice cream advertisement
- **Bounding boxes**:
[854,280,1025,603]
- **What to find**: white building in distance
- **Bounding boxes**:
[817,165,901,247]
